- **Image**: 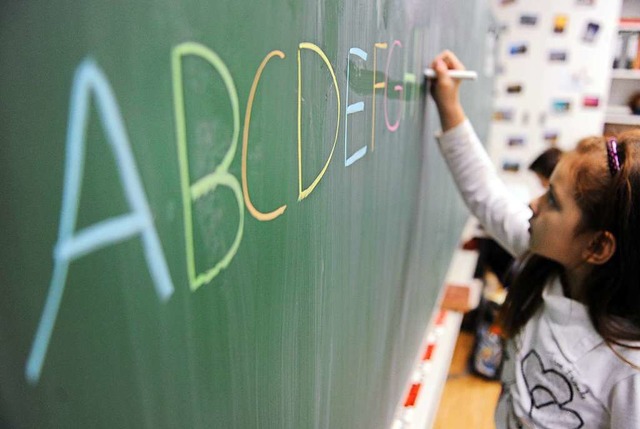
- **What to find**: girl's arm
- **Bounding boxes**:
[429,51,531,257]
[429,51,466,132]
[610,373,640,428]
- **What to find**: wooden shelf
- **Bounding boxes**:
[619,19,640,32]
[605,112,640,126]
[611,68,640,79]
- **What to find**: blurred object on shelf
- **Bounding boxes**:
[629,91,640,114]
[613,30,639,69]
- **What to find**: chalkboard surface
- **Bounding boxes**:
[0,1,492,427]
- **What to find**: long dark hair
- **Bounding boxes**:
[500,130,640,353]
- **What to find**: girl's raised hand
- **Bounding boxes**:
[430,50,466,131]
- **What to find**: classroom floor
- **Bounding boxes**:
[433,331,502,429]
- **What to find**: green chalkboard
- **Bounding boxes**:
[0,1,493,427]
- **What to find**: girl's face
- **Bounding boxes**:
[528,156,595,269]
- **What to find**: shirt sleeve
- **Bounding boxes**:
[436,119,531,257]
[610,372,640,428]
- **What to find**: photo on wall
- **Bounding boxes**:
[507,136,527,147]
[549,50,568,62]
[520,14,538,26]
[502,159,521,172]
[543,131,559,146]
[493,109,515,121]
[506,83,523,94]
[583,96,600,107]
[583,22,600,43]
[538,112,546,126]
[509,42,528,55]
[553,14,568,34]
[552,99,571,113]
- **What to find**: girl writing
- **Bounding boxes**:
[430,50,640,428]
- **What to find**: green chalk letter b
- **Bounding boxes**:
[171,42,245,291]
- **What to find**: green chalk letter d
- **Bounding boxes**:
[25,58,174,384]
[171,43,245,291]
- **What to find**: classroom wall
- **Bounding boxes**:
[487,0,622,196]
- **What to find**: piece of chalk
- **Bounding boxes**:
[424,68,478,80]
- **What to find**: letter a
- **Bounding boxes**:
[25,58,174,384]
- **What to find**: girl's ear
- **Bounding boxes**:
[583,231,616,265]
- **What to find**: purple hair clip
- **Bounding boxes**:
[606,137,621,176]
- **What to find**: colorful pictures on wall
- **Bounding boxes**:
[552,99,571,113]
[520,15,538,26]
[506,83,523,94]
[553,15,568,34]
[583,22,600,43]
[509,42,528,55]
[493,109,515,121]
[491,1,611,185]
[583,96,600,107]
[549,50,567,62]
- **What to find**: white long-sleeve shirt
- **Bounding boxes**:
[437,120,640,428]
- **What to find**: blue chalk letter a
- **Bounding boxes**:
[25,59,174,384]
